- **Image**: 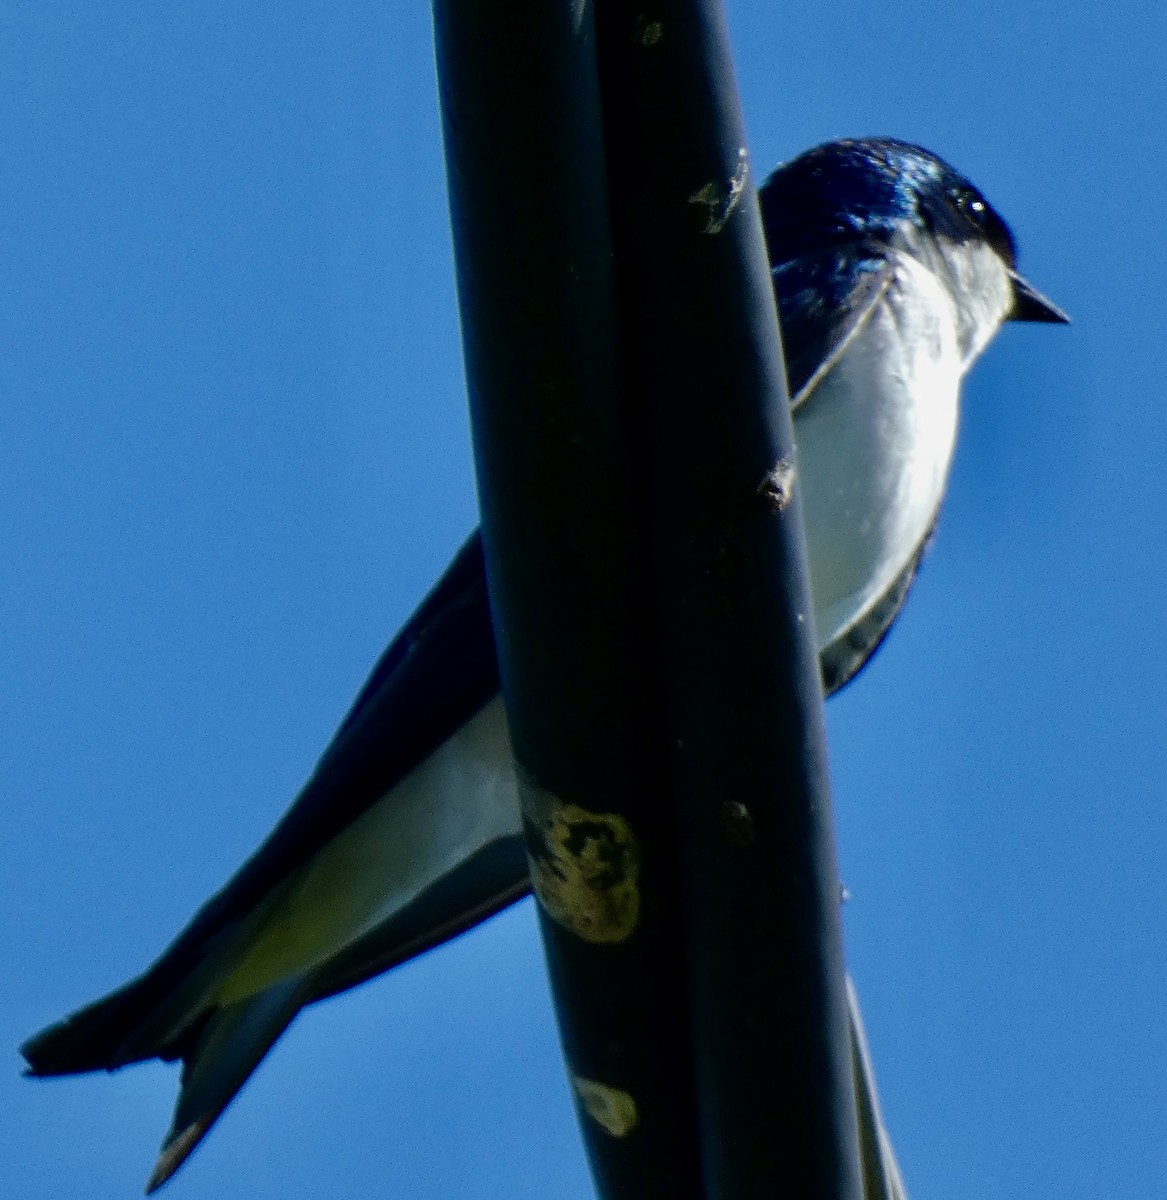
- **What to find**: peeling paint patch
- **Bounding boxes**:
[720,799,756,847]
[573,1076,639,1137]
[688,147,750,233]
[635,16,663,45]
[571,0,590,34]
[758,456,796,512]
[521,783,640,943]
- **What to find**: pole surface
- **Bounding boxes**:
[433,2,703,1196]
[591,1,863,1194]
[433,0,863,1195]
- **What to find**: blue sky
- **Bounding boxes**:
[4,2,1164,1197]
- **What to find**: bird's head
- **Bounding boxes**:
[759,137,1068,357]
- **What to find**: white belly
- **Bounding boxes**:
[795,255,962,649]
[218,697,519,1002]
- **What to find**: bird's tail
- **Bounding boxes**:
[144,978,312,1192]
[21,957,312,1193]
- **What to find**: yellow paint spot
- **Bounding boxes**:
[521,785,640,943]
[757,457,796,513]
[573,1076,639,1137]
[637,18,663,45]
[687,148,750,234]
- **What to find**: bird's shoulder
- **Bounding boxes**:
[770,242,896,409]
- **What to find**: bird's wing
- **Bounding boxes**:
[22,293,913,1075]
[771,244,895,412]
[21,532,501,1078]
[22,249,917,1181]
[21,532,518,1188]
[138,837,531,1193]
[144,976,315,1193]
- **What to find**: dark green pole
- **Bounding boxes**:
[432,0,863,1195]
[592,1,862,1196]
[433,2,702,1196]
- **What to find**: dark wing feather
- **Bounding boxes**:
[23,251,921,1078]
[771,244,894,410]
[21,533,501,1077]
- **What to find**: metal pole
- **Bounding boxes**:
[433,2,702,1196]
[433,0,863,1195]
[591,0,863,1194]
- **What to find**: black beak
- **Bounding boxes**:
[1010,270,1069,323]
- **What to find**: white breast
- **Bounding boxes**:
[794,252,963,650]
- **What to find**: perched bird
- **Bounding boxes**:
[21,137,1067,1191]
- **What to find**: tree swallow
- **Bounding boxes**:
[20,137,1067,1191]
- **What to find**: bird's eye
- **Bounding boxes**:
[944,183,1017,263]
[951,187,987,227]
